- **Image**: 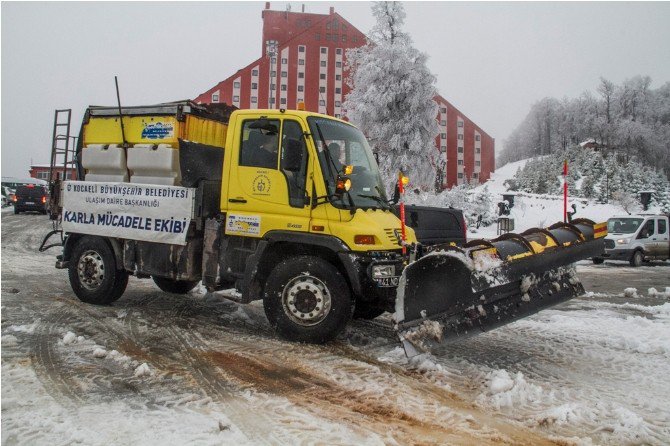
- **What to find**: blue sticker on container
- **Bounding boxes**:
[142,122,174,139]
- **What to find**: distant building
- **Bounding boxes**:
[194,2,494,188]
[579,138,604,151]
[29,163,77,181]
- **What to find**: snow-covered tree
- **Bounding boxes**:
[344,1,439,191]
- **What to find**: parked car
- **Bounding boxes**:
[13,184,48,214]
[2,186,15,207]
[593,214,670,266]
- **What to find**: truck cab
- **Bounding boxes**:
[595,214,670,266]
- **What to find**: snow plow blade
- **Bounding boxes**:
[396,219,607,355]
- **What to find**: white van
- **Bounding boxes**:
[593,214,670,266]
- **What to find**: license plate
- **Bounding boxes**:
[374,276,400,287]
[24,202,34,205]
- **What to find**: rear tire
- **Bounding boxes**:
[68,236,128,305]
[630,250,644,267]
[592,257,605,265]
[152,276,199,294]
[263,255,353,344]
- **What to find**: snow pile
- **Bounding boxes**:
[648,287,670,299]
[133,363,152,378]
[92,348,107,358]
[8,321,40,334]
[623,288,639,299]
[61,331,85,345]
[476,369,546,410]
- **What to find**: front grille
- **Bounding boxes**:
[384,228,400,246]
[605,239,615,249]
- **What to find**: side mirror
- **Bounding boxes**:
[283,138,303,172]
[390,183,399,205]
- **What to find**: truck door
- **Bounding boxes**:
[636,219,656,256]
[225,117,312,237]
[655,218,669,258]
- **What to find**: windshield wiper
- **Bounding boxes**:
[357,194,391,210]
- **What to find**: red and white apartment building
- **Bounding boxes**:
[194,3,494,188]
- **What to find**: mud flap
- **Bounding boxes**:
[395,220,606,356]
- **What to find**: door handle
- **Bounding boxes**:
[228,198,247,203]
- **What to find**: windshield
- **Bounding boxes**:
[608,217,644,234]
[307,117,388,209]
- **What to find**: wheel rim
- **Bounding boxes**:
[281,275,332,326]
[77,249,105,290]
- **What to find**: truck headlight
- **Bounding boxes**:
[371,264,395,279]
[616,238,630,244]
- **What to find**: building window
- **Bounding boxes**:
[457,134,463,140]
[457,121,464,128]
[440,107,447,113]
[251,83,258,90]
[440,133,446,139]
[319,100,325,106]
[475,161,481,166]
[297,85,304,92]
[335,61,342,68]
[280,98,286,105]
[320,61,327,67]
[321,47,327,54]
[270,84,276,90]
[440,120,446,126]
[298,45,305,52]
[332,20,338,30]
[440,145,447,153]
[211,93,219,103]
[473,173,479,179]
[352,36,358,43]
[315,33,321,40]
[342,24,347,31]
[320,73,326,80]
[252,69,259,76]
[335,101,341,107]
[475,147,481,153]
[458,160,464,165]
[325,33,331,41]
[458,146,464,153]
[281,58,287,64]
[458,173,464,179]
[281,84,287,91]
[297,97,303,103]
[475,135,481,141]
[298,72,304,79]
[251,96,257,103]
[233,95,239,102]
[298,59,305,65]
[319,87,326,93]
[271,57,276,64]
[281,71,287,77]
[336,48,342,55]
[326,22,331,30]
[342,35,347,42]
[271,70,276,77]
[233,81,240,88]
[335,87,341,94]
[335,74,341,81]
[332,34,339,42]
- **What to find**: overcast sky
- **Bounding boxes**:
[2,1,670,177]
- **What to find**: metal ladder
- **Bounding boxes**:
[39,109,74,251]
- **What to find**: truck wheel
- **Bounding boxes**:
[353,300,386,320]
[263,255,353,344]
[68,236,128,305]
[152,276,199,294]
[629,250,644,267]
[592,257,604,265]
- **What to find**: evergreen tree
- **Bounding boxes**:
[344,1,439,191]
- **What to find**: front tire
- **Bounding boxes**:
[263,255,353,344]
[68,236,128,305]
[152,276,199,294]
[592,257,605,265]
[629,250,644,267]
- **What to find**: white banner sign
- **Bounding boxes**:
[62,181,195,245]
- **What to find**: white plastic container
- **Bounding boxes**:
[127,144,181,186]
[82,144,129,182]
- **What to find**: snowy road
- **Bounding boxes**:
[2,212,669,445]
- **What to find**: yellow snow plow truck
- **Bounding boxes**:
[45,101,607,354]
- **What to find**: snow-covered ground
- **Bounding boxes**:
[2,174,669,444]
